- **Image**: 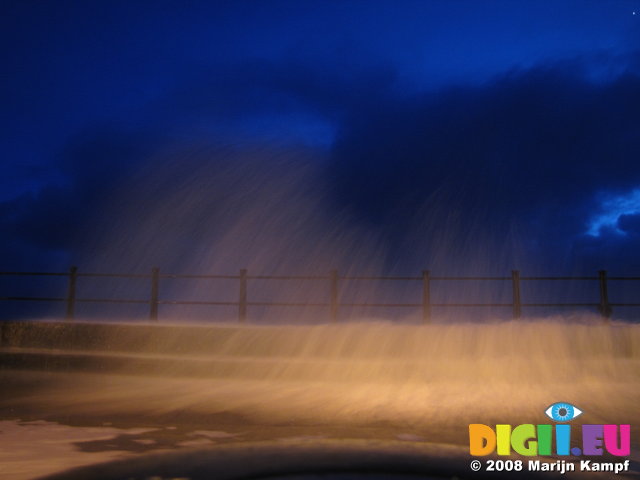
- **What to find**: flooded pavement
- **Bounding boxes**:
[0,419,147,479]
[2,368,640,480]
[1,320,640,479]
[0,410,446,479]
[0,370,450,480]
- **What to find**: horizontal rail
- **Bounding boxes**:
[430,276,512,281]
[159,300,239,306]
[0,298,623,308]
[341,276,421,281]
[0,296,66,302]
[78,273,151,279]
[247,302,328,307]
[322,302,422,308]
[3,271,640,281]
[520,276,599,281]
[160,274,240,280]
[75,298,149,304]
[431,303,514,307]
[522,303,600,307]
[0,272,68,277]
[248,275,327,280]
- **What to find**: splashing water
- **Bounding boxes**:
[3,147,640,478]
[63,145,542,322]
[3,317,639,445]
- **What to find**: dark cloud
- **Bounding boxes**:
[141,58,397,145]
[618,213,640,235]
[326,60,640,271]
[0,128,160,269]
[2,52,640,278]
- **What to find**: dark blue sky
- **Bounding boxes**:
[2,0,640,274]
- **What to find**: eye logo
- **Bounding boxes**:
[545,402,583,422]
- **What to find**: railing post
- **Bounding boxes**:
[330,269,338,322]
[66,266,78,320]
[511,270,521,319]
[239,269,247,323]
[598,270,612,321]
[422,270,431,324]
[149,267,159,321]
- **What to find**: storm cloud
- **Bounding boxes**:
[2,1,640,280]
[2,53,640,276]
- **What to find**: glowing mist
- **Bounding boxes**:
[3,317,638,447]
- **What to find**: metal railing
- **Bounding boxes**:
[1,268,639,322]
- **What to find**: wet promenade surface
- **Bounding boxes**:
[0,369,468,479]
[1,320,640,479]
